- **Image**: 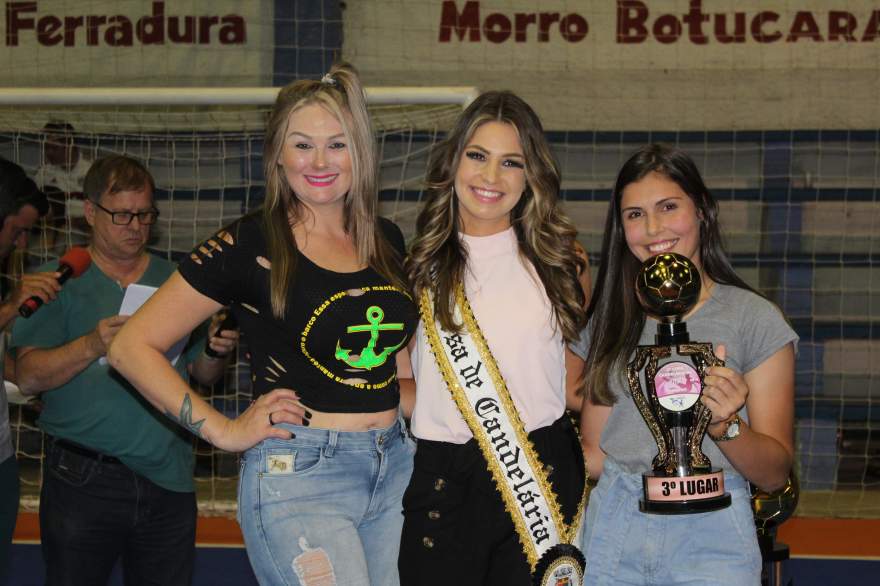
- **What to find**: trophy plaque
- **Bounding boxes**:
[626,252,732,514]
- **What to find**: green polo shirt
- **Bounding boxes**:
[11,254,204,492]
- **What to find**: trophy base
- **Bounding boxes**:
[640,469,731,514]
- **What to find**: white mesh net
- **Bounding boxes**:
[6,116,878,519]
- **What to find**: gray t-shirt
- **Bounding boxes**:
[572,283,798,475]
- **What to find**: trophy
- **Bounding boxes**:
[752,472,799,540]
[626,252,732,514]
[752,472,799,586]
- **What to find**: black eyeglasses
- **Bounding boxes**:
[91,200,159,225]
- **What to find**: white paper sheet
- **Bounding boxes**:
[4,380,31,405]
[98,283,190,366]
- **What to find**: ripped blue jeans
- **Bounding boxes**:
[238,420,415,586]
[580,458,761,585]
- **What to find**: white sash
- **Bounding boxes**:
[420,286,585,574]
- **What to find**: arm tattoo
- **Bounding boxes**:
[165,393,206,438]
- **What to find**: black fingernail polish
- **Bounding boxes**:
[302,419,310,427]
[304,411,313,419]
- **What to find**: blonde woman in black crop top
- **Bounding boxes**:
[109,63,418,586]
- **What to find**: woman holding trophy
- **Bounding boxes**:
[575,144,797,585]
[399,90,591,585]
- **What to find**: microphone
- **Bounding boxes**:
[19,247,91,318]
[204,311,238,358]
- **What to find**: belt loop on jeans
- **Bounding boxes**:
[396,412,409,443]
[324,430,339,458]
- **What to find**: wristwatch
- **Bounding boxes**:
[709,414,742,442]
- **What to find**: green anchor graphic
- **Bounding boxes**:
[335,305,405,370]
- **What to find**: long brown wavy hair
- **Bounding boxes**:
[261,61,405,318]
[407,90,586,343]
[583,144,761,405]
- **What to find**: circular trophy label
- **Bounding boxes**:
[654,361,701,411]
[532,543,585,586]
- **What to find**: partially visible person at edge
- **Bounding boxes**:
[35,121,94,252]
[108,62,418,586]
[35,121,92,197]
[11,155,237,586]
[0,159,52,586]
[575,144,797,585]
[399,90,591,585]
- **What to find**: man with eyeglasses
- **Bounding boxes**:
[11,155,238,585]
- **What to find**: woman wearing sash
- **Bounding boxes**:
[575,144,797,585]
[399,90,590,585]
[109,63,419,585]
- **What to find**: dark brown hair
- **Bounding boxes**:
[0,158,49,226]
[83,155,155,203]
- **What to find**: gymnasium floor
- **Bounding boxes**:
[8,514,879,585]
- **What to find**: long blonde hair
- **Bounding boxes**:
[407,91,586,342]
[262,62,405,318]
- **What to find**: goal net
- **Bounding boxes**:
[2,0,879,523]
[5,102,878,521]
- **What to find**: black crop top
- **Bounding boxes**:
[178,213,418,413]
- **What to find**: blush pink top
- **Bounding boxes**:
[411,227,567,444]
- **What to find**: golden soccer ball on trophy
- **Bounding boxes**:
[635,252,702,320]
[752,472,800,535]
